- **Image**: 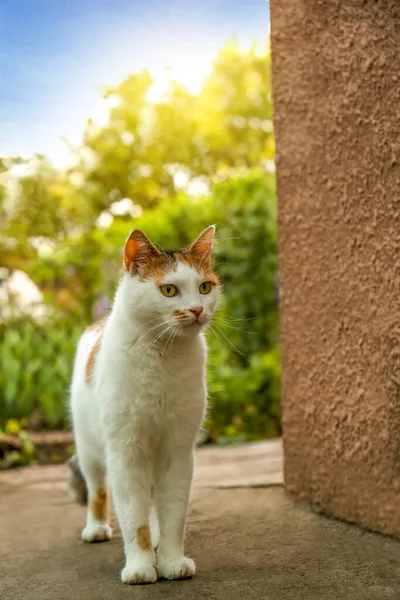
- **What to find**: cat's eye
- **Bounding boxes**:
[199,281,212,295]
[160,284,178,297]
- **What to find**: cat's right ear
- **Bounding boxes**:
[124,230,159,274]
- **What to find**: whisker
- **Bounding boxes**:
[214,315,256,334]
[214,235,241,244]
[210,322,248,360]
[125,319,166,351]
[210,261,229,269]
[136,323,176,371]
[207,324,224,353]
[216,322,255,334]
[166,324,182,358]
[214,310,258,323]
[161,324,177,357]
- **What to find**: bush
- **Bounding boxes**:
[0,317,83,429]
[206,171,281,441]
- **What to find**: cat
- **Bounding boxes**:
[67,226,219,585]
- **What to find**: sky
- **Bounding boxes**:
[0,0,270,165]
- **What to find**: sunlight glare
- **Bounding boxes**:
[147,54,212,103]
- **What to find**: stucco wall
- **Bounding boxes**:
[270,0,400,535]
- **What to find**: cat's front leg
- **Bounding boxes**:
[107,446,157,585]
[155,446,195,580]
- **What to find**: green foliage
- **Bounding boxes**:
[0,39,280,444]
[0,419,35,469]
[206,173,281,441]
[0,317,83,428]
[207,347,281,443]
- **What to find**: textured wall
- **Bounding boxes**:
[270,0,400,535]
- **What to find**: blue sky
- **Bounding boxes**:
[0,0,270,164]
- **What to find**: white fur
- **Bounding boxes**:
[70,260,218,584]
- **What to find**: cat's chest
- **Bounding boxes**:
[104,343,205,403]
[100,341,206,441]
[136,352,204,400]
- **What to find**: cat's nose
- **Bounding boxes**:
[189,306,203,318]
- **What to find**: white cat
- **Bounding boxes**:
[67,226,219,585]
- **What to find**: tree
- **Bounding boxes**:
[70,38,274,209]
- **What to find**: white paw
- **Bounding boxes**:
[121,564,158,585]
[157,556,195,580]
[81,523,112,542]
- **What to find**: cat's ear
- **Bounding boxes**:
[187,225,215,260]
[124,230,159,273]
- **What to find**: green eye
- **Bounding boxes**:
[199,281,212,295]
[160,284,178,297]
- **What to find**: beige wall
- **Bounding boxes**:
[270,0,400,536]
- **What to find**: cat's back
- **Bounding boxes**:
[70,317,108,397]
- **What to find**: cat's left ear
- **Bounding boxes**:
[187,225,215,261]
[124,229,159,274]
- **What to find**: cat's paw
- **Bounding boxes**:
[81,523,112,542]
[121,564,158,585]
[157,556,195,580]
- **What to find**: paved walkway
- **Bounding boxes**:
[1,440,400,599]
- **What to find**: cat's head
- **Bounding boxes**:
[120,226,219,336]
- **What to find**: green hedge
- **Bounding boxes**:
[0,318,83,428]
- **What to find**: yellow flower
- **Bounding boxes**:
[5,419,21,435]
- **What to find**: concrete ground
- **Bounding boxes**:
[1,440,400,600]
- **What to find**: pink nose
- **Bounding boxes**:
[189,306,203,318]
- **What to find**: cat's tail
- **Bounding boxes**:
[66,453,88,505]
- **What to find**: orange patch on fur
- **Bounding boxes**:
[135,254,175,282]
[90,488,108,522]
[86,316,108,332]
[85,319,107,385]
[174,252,219,286]
[136,525,152,551]
[173,310,186,317]
[85,334,103,384]
[203,271,219,287]
[126,245,219,286]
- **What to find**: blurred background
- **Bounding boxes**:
[0,0,280,467]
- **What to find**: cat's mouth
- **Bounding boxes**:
[175,316,207,328]
[182,318,201,327]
